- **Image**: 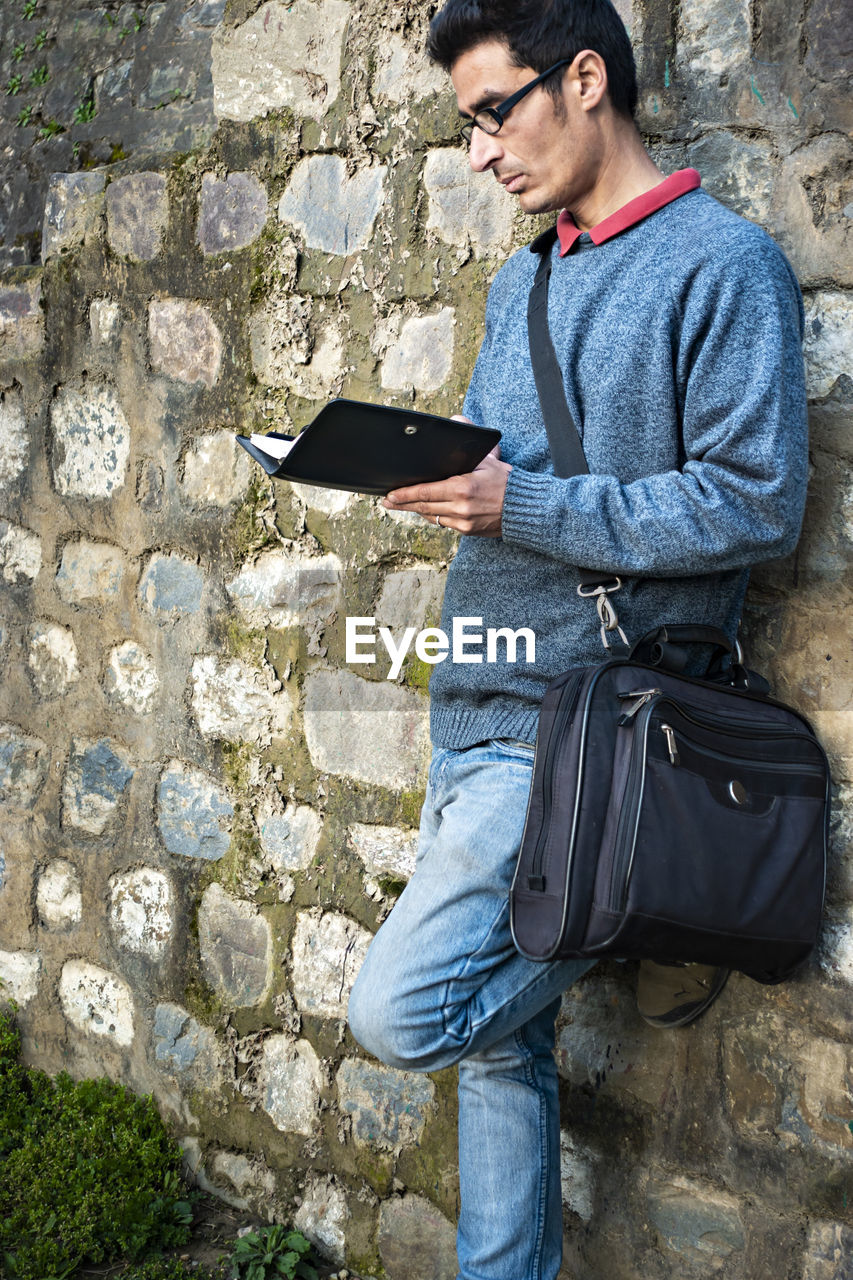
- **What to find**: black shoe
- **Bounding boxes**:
[637,960,730,1028]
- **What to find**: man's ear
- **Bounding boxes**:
[571,49,609,112]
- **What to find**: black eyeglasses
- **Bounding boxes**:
[458,59,572,145]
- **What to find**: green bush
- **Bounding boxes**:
[0,1007,193,1280]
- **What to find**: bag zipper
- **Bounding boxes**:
[657,721,826,774]
[526,670,587,892]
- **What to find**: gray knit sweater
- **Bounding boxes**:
[429,187,808,749]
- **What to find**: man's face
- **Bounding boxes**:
[450,39,601,215]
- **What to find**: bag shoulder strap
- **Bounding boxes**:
[527,227,590,481]
[528,227,623,620]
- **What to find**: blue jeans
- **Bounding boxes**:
[348,740,595,1280]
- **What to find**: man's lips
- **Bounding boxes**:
[498,173,524,191]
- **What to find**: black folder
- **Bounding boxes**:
[236,398,501,496]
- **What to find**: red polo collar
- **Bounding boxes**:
[556,168,702,255]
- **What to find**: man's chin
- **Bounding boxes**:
[516,189,560,216]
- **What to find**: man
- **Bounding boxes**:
[348,2,808,1277]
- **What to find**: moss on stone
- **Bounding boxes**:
[399,787,427,829]
[233,473,279,559]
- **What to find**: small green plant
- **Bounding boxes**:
[29,64,49,85]
[16,104,33,125]
[119,25,130,38]
[229,1225,319,1280]
[119,1258,226,1279]
[38,116,63,137]
[134,11,145,29]
[33,27,48,48]
[12,42,27,60]
[21,0,38,17]
[6,74,23,94]
[73,94,96,123]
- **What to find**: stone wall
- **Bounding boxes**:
[0,1,851,1277]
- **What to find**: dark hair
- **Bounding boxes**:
[427,0,638,120]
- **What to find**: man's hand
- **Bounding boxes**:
[382,415,511,537]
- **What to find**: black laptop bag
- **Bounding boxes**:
[509,230,830,983]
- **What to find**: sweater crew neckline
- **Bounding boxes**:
[556,168,701,255]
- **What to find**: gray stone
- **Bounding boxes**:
[819,906,853,985]
[424,149,515,258]
[50,385,131,500]
[0,280,43,359]
[153,1002,222,1086]
[198,172,268,255]
[36,859,82,930]
[42,172,106,261]
[303,668,428,790]
[381,308,456,393]
[198,882,273,1007]
[104,641,159,713]
[190,655,292,745]
[260,1035,322,1134]
[56,539,125,604]
[149,299,222,388]
[0,521,42,584]
[278,156,387,256]
[62,738,134,836]
[802,1222,853,1280]
[210,1150,275,1210]
[555,978,673,1110]
[138,552,204,618]
[109,868,174,958]
[294,1176,348,1266]
[226,550,342,629]
[257,802,321,873]
[0,950,41,1007]
[157,760,233,861]
[181,429,252,506]
[372,33,447,103]
[336,1058,435,1149]
[0,386,28,489]
[212,0,350,123]
[646,1176,745,1267]
[28,623,80,699]
[140,65,198,110]
[89,299,121,345]
[290,910,372,1019]
[803,292,853,400]
[560,1131,597,1223]
[0,850,5,894]
[106,172,168,261]
[349,824,418,882]
[677,0,750,82]
[59,959,134,1046]
[248,294,345,395]
[377,565,447,634]
[686,132,776,225]
[378,1194,458,1280]
[0,724,49,810]
[181,0,227,28]
[95,59,133,107]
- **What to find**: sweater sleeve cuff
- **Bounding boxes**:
[502,467,562,550]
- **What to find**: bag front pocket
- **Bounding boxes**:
[611,707,827,943]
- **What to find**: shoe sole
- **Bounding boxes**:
[640,967,731,1029]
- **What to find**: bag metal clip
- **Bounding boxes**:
[576,579,628,650]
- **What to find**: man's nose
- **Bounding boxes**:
[468,128,503,172]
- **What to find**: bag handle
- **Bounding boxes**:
[630,624,769,692]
